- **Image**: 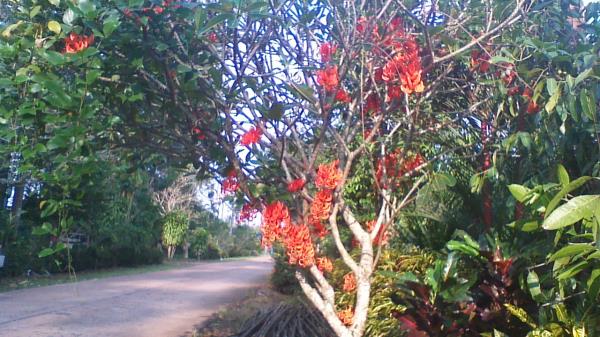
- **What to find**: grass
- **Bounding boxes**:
[0,258,207,293]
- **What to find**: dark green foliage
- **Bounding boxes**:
[270,246,300,295]
[233,302,336,337]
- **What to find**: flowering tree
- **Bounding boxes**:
[1,0,532,335]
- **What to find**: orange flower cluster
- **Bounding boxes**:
[316,65,340,93]
[335,89,351,103]
[261,201,290,247]
[221,170,239,195]
[316,257,333,273]
[283,224,315,268]
[315,160,342,190]
[364,220,389,245]
[337,307,354,326]
[64,33,94,54]
[381,37,424,96]
[287,178,306,193]
[260,202,316,268]
[343,272,357,292]
[240,126,262,146]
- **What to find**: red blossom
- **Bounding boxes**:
[238,203,259,223]
[356,17,368,34]
[316,257,333,273]
[221,170,239,195]
[310,189,333,221]
[240,126,262,146]
[153,6,164,14]
[470,50,491,73]
[192,127,206,140]
[335,89,352,103]
[338,307,354,326]
[320,42,337,63]
[526,100,540,114]
[507,86,520,96]
[343,272,357,292]
[316,65,340,92]
[261,201,291,247]
[287,178,306,193]
[522,87,533,99]
[497,63,516,86]
[208,32,218,43]
[365,93,381,115]
[64,33,94,54]
[315,160,342,190]
[283,224,315,268]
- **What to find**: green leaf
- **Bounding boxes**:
[557,164,569,186]
[48,0,60,6]
[587,269,600,299]
[30,5,42,19]
[527,270,544,302]
[544,195,600,230]
[549,244,595,261]
[128,0,145,8]
[198,13,235,35]
[557,261,588,280]
[545,85,561,113]
[78,0,97,17]
[580,89,597,120]
[38,248,55,258]
[48,20,62,34]
[574,68,593,88]
[446,240,479,257]
[546,78,558,96]
[545,176,591,216]
[63,8,78,25]
[508,184,531,202]
[103,16,120,37]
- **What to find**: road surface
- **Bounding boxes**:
[0,257,273,337]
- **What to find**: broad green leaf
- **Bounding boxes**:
[508,184,531,202]
[545,176,591,217]
[545,85,561,113]
[527,270,545,302]
[574,68,593,88]
[544,195,600,230]
[504,304,537,328]
[48,20,62,34]
[557,164,569,186]
[103,16,120,37]
[78,0,97,18]
[128,0,145,8]
[63,8,78,25]
[446,240,479,257]
[588,269,600,299]
[2,20,23,38]
[580,89,597,120]
[549,244,595,261]
[38,248,55,258]
[557,261,588,280]
[48,0,60,6]
[546,78,558,96]
[30,5,42,19]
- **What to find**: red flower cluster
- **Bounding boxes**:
[376,150,425,187]
[238,203,259,223]
[316,65,340,92]
[192,127,206,140]
[337,307,354,326]
[320,42,337,63]
[283,224,315,268]
[496,62,516,86]
[335,89,352,103]
[315,160,342,190]
[208,32,218,43]
[381,37,424,96]
[64,33,94,54]
[287,178,306,193]
[309,189,332,238]
[261,201,290,247]
[221,170,239,195]
[470,49,491,73]
[316,257,333,273]
[240,126,262,146]
[365,93,381,115]
[343,272,357,292]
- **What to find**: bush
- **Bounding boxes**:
[270,246,300,295]
[189,228,209,259]
[201,240,222,260]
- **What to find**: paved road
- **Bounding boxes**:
[0,257,273,337]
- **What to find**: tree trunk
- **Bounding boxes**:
[183,241,190,259]
[167,245,176,259]
[11,183,24,235]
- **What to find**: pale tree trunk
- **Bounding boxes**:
[167,245,176,259]
[183,241,190,259]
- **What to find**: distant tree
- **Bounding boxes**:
[161,211,188,259]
